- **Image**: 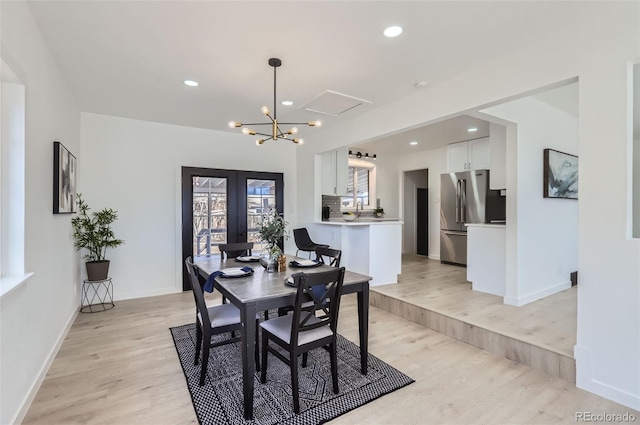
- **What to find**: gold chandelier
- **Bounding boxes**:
[228,58,321,146]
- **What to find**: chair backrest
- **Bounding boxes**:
[219,242,253,259]
[293,228,313,250]
[290,267,346,346]
[315,246,342,267]
[185,256,211,326]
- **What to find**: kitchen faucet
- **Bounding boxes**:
[356,201,362,220]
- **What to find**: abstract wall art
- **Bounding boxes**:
[543,148,578,199]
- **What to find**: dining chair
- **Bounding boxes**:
[185,256,260,386]
[218,242,253,259]
[277,246,342,317]
[260,267,346,414]
[315,246,342,268]
[293,228,329,259]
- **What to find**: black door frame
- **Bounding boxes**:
[181,167,284,290]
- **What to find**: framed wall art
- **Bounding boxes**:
[543,148,578,199]
[53,141,77,214]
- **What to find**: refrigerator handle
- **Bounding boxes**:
[455,179,461,223]
[461,179,467,223]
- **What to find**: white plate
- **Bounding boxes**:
[295,260,318,266]
[220,267,249,276]
[236,256,260,261]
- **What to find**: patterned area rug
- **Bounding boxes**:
[170,323,414,425]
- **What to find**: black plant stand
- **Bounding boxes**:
[80,277,114,313]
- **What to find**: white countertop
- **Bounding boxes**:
[465,223,506,228]
[317,219,403,226]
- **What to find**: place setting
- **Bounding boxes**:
[288,259,322,268]
[202,266,254,292]
[234,255,261,263]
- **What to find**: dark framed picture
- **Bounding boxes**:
[543,148,578,199]
[53,141,77,214]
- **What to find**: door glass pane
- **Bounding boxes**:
[193,176,227,257]
[246,178,276,252]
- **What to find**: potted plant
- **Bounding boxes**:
[71,193,124,281]
[374,207,385,218]
[256,208,289,272]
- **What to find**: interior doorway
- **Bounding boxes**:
[403,169,429,255]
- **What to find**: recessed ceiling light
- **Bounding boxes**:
[281,100,293,106]
[410,141,418,145]
[467,127,478,132]
[415,81,427,88]
[383,25,403,38]
[183,80,199,87]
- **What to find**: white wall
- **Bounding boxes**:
[297,3,640,409]
[372,157,399,218]
[395,148,447,259]
[0,3,81,424]
[484,93,579,305]
[80,113,298,300]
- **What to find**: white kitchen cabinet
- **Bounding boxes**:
[321,147,349,196]
[489,123,507,190]
[447,137,491,172]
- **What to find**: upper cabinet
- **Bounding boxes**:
[489,123,507,190]
[447,137,491,172]
[321,147,349,196]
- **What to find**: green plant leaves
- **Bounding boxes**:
[71,194,124,262]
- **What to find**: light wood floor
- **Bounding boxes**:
[24,288,636,424]
[375,255,577,357]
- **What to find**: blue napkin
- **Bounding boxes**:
[203,267,253,293]
[311,284,327,304]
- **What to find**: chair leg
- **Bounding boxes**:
[255,320,261,372]
[199,338,210,386]
[260,332,268,384]
[330,343,339,394]
[291,352,300,414]
[264,310,269,321]
[302,352,308,368]
[194,324,203,366]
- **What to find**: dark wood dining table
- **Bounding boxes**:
[194,254,372,420]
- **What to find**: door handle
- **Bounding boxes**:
[462,179,467,223]
[442,230,467,236]
[455,180,461,223]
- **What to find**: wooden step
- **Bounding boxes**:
[370,289,576,383]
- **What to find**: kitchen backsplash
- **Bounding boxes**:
[321,195,375,220]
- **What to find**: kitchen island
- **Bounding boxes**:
[305,219,403,286]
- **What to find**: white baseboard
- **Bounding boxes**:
[114,286,181,301]
[504,280,571,306]
[429,254,440,261]
[12,305,79,425]
[575,345,640,410]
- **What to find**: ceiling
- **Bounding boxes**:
[25,1,593,145]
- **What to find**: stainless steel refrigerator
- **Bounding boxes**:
[440,170,505,266]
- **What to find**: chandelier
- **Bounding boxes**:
[228,58,321,146]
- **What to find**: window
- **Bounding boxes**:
[341,158,376,208]
[342,166,369,207]
[1,59,30,297]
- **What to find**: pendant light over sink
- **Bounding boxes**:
[228,58,321,146]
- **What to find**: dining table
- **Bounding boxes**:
[194,254,372,420]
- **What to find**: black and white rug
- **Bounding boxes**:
[170,323,414,425]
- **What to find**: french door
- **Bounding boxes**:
[181,167,284,290]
